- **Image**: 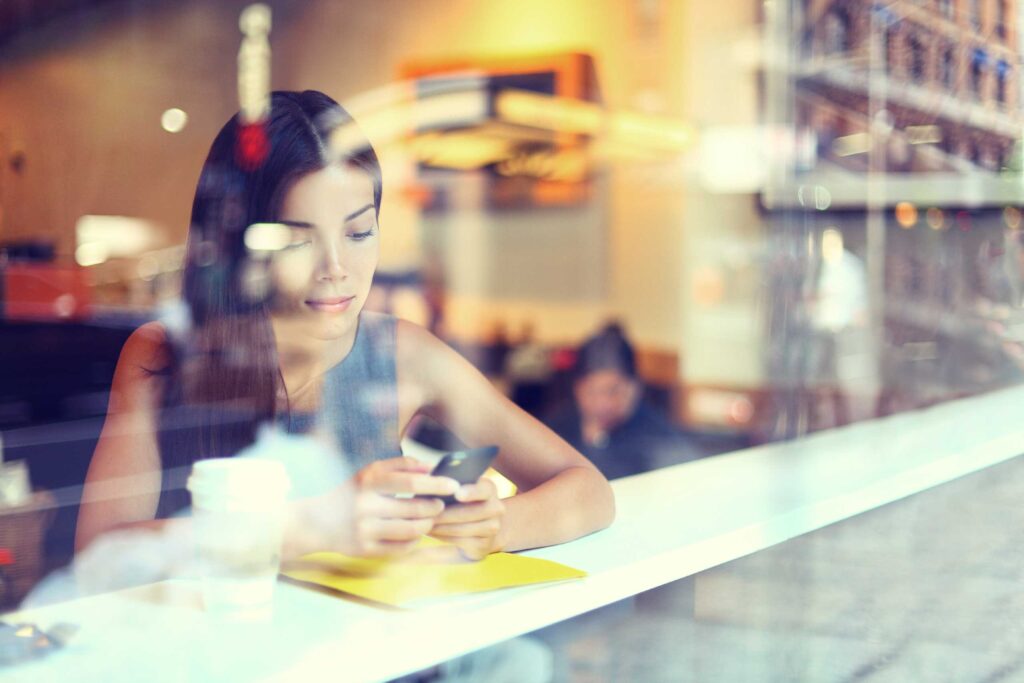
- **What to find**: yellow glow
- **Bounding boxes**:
[244,223,291,251]
[75,242,109,267]
[237,3,272,124]
[496,148,589,181]
[476,120,557,144]
[239,3,271,33]
[452,1,603,55]
[926,207,945,230]
[822,228,843,264]
[331,89,488,156]
[496,90,603,135]
[415,90,489,130]
[410,131,512,170]
[76,215,158,258]
[344,81,415,119]
[906,125,942,145]
[608,112,694,152]
[331,119,394,158]
[589,138,663,163]
[500,89,697,155]
[895,201,918,228]
[832,133,870,157]
[699,126,766,193]
[161,108,188,133]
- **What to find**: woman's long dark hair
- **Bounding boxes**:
[155,90,381,516]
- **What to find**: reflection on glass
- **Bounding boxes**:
[0,1,1022,677]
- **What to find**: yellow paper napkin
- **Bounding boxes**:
[281,538,586,607]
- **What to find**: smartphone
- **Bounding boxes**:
[427,445,499,505]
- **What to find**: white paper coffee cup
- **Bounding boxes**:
[187,458,290,616]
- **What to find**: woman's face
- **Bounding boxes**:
[269,164,379,342]
[574,369,640,431]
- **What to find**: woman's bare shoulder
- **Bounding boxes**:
[394,318,456,399]
[394,318,448,366]
[120,321,172,376]
[394,318,489,398]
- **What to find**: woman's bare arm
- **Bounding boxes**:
[397,320,615,553]
[75,323,168,554]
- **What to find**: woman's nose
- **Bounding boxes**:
[316,241,348,281]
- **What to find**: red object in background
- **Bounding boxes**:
[236,123,269,171]
[551,347,577,372]
[0,549,11,565]
[2,263,91,320]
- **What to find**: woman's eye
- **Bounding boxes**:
[284,239,312,250]
[349,229,375,241]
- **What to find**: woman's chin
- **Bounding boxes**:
[307,309,360,340]
[270,303,362,343]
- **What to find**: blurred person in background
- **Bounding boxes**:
[967,228,1024,381]
[806,228,873,426]
[480,319,512,380]
[75,90,614,567]
[546,323,694,479]
[505,321,553,416]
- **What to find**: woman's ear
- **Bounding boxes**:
[625,378,643,412]
[572,379,585,405]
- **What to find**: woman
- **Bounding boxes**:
[547,323,694,479]
[75,90,614,562]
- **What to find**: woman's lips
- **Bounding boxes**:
[305,295,355,313]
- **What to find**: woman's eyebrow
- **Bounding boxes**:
[345,204,374,222]
[278,204,373,228]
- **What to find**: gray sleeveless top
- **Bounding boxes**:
[155,312,402,518]
[280,311,403,471]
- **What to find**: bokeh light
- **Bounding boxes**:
[895,201,918,229]
[926,207,945,231]
[1003,206,1021,230]
[161,108,188,133]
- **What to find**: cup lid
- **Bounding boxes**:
[187,457,290,503]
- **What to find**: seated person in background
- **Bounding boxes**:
[505,321,554,416]
[547,323,694,479]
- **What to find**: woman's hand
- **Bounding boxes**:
[291,457,459,559]
[429,477,507,560]
[346,457,463,557]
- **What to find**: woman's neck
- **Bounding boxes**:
[270,316,359,403]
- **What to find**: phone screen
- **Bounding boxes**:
[428,445,499,504]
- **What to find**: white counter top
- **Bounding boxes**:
[5,385,1024,682]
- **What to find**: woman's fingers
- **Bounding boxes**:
[436,479,502,524]
[452,478,497,504]
[349,505,436,557]
[359,538,422,558]
[434,498,503,525]
[342,458,510,559]
[425,529,494,561]
[359,492,444,520]
[348,490,447,557]
[378,472,460,497]
[359,458,460,497]
[430,478,505,560]
[359,517,435,543]
[429,518,502,539]
[457,543,491,561]
[357,456,430,482]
